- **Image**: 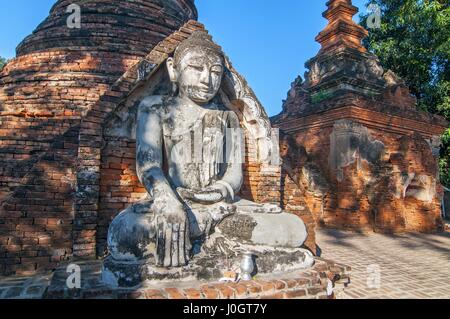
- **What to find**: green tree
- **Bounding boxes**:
[360,0,450,187]
[0,56,6,69]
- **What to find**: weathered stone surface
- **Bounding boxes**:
[101,31,312,287]
[0,2,319,279]
[329,120,385,182]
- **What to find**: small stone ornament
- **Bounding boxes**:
[219,271,238,283]
[240,252,255,281]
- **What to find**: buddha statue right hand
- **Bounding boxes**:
[154,204,191,267]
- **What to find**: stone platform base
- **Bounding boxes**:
[44,258,351,299]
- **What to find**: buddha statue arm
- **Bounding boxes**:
[136,98,181,207]
[136,98,190,267]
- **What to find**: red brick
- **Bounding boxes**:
[214,284,235,299]
[144,289,166,299]
[283,279,298,289]
[225,283,248,298]
[284,289,307,299]
[254,280,275,293]
[274,280,287,290]
[183,288,202,299]
[165,288,186,299]
[200,286,219,299]
[261,293,284,299]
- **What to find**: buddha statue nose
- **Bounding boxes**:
[200,69,210,85]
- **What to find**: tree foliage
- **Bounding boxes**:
[360,0,450,187]
[0,57,6,69]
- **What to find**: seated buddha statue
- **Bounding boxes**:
[102,32,312,287]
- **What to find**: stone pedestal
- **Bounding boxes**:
[101,239,315,288]
[45,259,351,299]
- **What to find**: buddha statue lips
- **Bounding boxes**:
[184,84,216,102]
[103,32,310,287]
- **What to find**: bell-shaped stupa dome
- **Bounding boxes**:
[16,0,197,56]
[0,0,198,116]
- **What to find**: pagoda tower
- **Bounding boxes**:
[304,0,386,102]
[273,0,448,234]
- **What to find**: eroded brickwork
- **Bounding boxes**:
[272,0,448,234]
[283,118,444,233]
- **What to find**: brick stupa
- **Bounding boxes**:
[0,0,197,275]
[272,0,448,233]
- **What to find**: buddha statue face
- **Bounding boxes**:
[167,32,225,104]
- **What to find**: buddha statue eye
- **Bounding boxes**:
[188,64,203,72]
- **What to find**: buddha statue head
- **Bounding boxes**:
[167,31,225,104]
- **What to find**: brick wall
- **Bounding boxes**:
[96,137,147,257]
[0,126,79,275]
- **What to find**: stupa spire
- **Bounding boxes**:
[316,0,368,53]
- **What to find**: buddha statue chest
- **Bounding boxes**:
[162,108,237,190]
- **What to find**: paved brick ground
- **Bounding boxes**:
[317,227,450,299]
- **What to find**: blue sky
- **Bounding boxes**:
[0,0,368,116]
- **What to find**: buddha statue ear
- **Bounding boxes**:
[167,57,179,83]
[167,57,179,95]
